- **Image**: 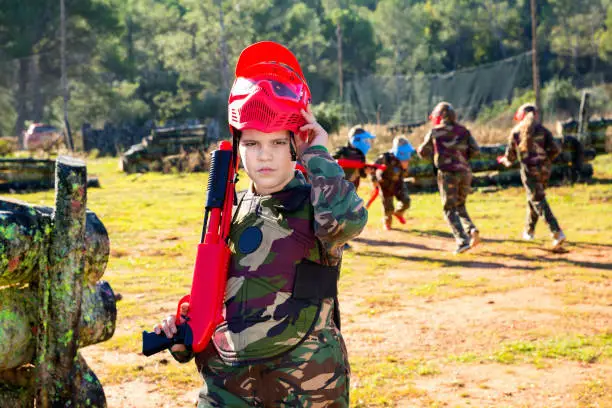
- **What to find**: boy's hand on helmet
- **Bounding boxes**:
[153,302,189,352]
[296,105,328,154]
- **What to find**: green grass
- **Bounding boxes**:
[449,332,612,366]
[6,153,612,406]
[350,356,436,407]
[574,376,612,408]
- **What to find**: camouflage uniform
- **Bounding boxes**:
[504,124,562,234]
[173,145,366,407]
[418,124,480,246]
[333,143,366,189]
[370,152,411,224]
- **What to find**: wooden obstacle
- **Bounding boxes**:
[120,124,209,173]
[0,156,116,407]
[404,137,596,192]
[387,121,426,135]
[0,158,100,192]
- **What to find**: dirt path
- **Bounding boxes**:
[83,227,612,407]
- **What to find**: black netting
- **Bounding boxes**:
[344,51,533,124]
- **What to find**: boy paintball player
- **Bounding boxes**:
[333,126,376,189]
[371,135,415,230]
[152,41,367,407]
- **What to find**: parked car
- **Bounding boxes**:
[23,123,64,152]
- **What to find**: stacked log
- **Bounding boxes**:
[120,124,209,174]
[0,159,101,192]
[0,156,115,407]
[387,121,426,135]
[405,137,596,192]
[557,117,611,153]
[0,158,55,191]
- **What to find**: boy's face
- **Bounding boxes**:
[239,129,295,195]
[400,159,409,169]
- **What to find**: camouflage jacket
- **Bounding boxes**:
[174,145,367,365]
[333,143,366,184]
[370,152,409,193]
[505,124,561,170]
[418,124,479,172]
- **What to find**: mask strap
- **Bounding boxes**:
[290,132,298,161]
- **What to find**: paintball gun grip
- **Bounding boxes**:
[141,323,193,357]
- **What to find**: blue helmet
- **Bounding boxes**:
[349,126,376,155]
[392,136,415,161]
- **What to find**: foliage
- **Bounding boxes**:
[312,101,344,134]
[1,0,611,137]
[476,78,598,123]
[0,137,17,156]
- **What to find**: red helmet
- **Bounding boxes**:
[514,103,537,122]
[228,41,311,136]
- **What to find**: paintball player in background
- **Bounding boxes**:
[333,126,375,249]
[371,135,414,230]
[417,102,480,254]
[153,41,366,407]
[499,103,566,250]
[333,126,376,189]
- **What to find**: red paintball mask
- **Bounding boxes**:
[228,41,311,140]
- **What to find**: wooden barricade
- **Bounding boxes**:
[0,156,116,407]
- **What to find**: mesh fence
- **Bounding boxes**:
[344,51,534,125]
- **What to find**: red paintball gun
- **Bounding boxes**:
[142,140,238,356]
[366,186,379,209]
[295,163,307,176]
[336,158,386,172]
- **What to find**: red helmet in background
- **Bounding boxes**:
[228,41,311,136]
[514,103,537,122]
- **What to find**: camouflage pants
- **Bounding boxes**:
[381,183,411,222]
[195,327,350,407]
[437,171,477,245]
[521,166,560,234]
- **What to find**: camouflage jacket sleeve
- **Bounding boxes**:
[417,130,434,160]
[466,131,480,160]
[504,132,518,163]
[301,145,367,252]
[544,128,561,161]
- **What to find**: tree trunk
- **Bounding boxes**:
[14,58,30,143]
[31,55,44,122]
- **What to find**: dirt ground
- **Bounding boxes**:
[81,225,612,408]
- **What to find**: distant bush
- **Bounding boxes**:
[477,79,592,124]
[0,137,17,157]
[312,102,343,135]
[542,78,581,118]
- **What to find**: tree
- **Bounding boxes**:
[0,0,119,134]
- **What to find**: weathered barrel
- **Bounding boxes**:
[0,200,109,286]
[0,280,116,372]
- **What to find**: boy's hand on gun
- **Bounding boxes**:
[153,302,190,352]
[296,105,328,154]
